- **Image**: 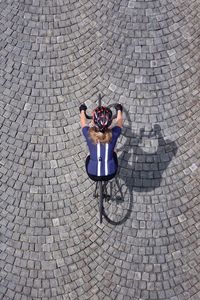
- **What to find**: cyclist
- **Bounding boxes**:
[79,103,123,181]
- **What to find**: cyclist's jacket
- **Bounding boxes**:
[82,126,121,176]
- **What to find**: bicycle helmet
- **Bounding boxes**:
[93,106,113,132]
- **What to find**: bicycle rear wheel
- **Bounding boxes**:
[103,176,132,225]
[99,181,103,223]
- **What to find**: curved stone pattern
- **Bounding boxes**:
[0,0,199,299]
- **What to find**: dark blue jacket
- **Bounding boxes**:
[82,126,121,176]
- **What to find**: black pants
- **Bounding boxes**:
[85,152,118,182]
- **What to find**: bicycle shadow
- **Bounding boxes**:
[103,109,178,225]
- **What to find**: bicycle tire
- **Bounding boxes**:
[102,176,132,225]
[99,181,103,223]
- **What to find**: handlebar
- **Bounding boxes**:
[84,93,118,120]
[85,112,93,120]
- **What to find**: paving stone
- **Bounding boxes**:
[0,0,199,299]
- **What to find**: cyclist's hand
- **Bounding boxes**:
[79,103,87,113]
[115,103,123,112]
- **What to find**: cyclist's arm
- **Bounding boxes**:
[116,110,123,128]
[80,110,87,128]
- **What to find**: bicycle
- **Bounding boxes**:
[84,94,119,223]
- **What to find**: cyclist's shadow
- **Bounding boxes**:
[103,113,178,225]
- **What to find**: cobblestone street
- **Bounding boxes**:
[0,0,200,299]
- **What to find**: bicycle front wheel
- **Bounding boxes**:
[98,93,102,107]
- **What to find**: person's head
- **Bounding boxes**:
[89,106,113,144]
[93,106,112,131]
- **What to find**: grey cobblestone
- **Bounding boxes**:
[0,0,199,299]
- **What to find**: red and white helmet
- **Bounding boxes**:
[93,106,113,132]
